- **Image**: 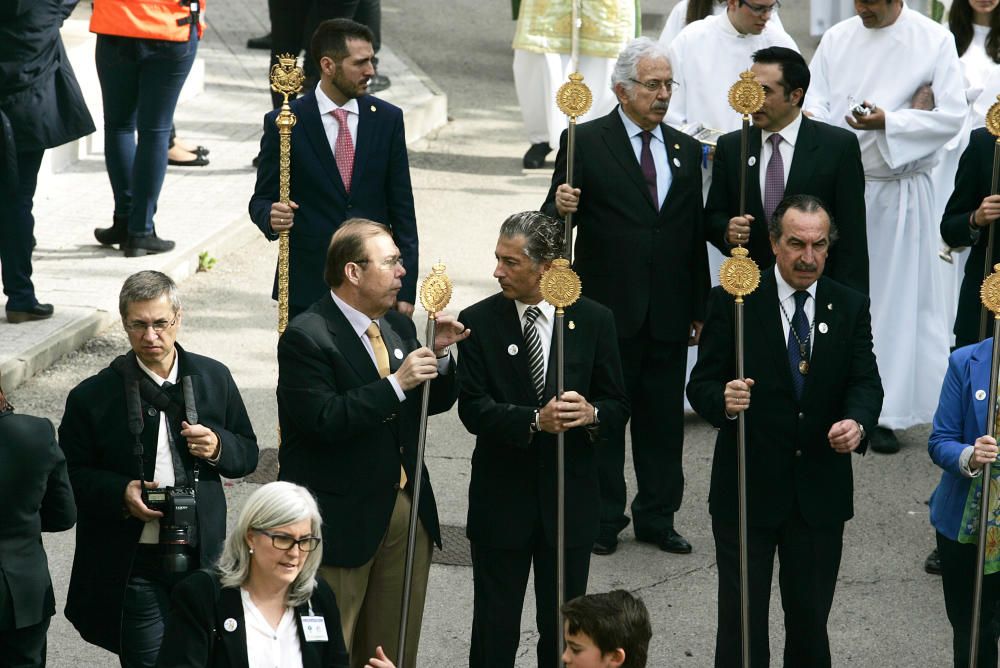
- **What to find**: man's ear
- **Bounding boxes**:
[319,55,337,77]
[608,648,626,668]
[344,262,362,287]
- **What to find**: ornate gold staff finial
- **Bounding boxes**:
[540,258,582,312]
[719,247,761,304]
[419,262,453,318]
[981,264,1000,316]
[728,70,766,117]
[986,96,1000,138]
[556,72,593,120]
[269,53,304,335]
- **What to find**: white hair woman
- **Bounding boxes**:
[155,481,394,668]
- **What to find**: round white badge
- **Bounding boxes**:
[394,348,404,360]
[507,344,519,356]
[748,156,756,167]
[672,157,681,168]
[977,389,987,401]
[818,323,828,334]
[224,618,238,632]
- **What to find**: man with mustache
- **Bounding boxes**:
[250,18,418,321]
[688,194,883,667]
[545,37,710,556]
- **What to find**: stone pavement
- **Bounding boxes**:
[0,0,446,393]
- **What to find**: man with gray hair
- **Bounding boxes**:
[58,270,259,667]
[457,211,629,666]
[544,37,709,556]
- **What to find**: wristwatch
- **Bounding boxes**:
[856,421,866,442]
[529,409,541,434]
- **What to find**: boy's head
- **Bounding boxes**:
[561,590,652,668]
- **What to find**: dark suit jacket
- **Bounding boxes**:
[155,569,348,668]
[687,271,883,529]
[457,294,629,549]
[941,127,1000,346]
[59,347,259,653]
[542,107,710,342]
[276,295,457,568]
[0,409,75,631]
[249,90,418,310]
[705,115,869,294]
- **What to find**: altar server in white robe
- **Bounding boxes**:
[805,0,965,453]
[659,0,784,47]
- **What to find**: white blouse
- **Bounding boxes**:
[241,588,304,668]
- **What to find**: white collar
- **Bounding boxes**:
[331,290,382,339]
[618,106,664,143]
[136,349,179,386]
[315,84,360,117]
[514,299,555,323]
[761,110,803,149]
[774,264,817,304]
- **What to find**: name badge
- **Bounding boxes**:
[301,615,328,642]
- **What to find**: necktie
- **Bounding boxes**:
[763,133,785,225]
[332,108,355,194]
[159,380,189,487]
[640,131,659,211]
[786,291,811,400]
[365,322,407,488]
[523,306,545,404]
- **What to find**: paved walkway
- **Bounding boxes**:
[0,0,445,392]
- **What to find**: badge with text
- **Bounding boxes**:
[301,615,328,642]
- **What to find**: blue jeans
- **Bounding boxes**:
[0,149,44,311]
[95,34,198,237]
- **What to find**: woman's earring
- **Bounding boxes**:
[249,546,254,554]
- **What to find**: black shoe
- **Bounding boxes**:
[168,153,209,167]
[6,303,54,323]
[638,528,692,554]
[523,142,552,169]
[592,536,619,556]
[924,548,942,576]
[368,73,391,94]
[95,215,129,246]
[195,145,210,157]
[246,32,272,50]
[870,426,900,454]
[124,234,175,257]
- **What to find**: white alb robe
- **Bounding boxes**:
[805,7,966,429]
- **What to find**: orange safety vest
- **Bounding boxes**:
[90,0,205,42]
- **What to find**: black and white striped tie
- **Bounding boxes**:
[523,306,545,403]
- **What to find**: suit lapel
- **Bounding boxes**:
[496,297,538,404]
[352,96,377,193]
[785,116,819,197]
[218,587,250,668]
[378,315,406,374]
[601,109,658,213]
[751,272,796,393]
[801,279,836,402]
[294,602,323,668]
[972,344,992,434]
[298,92,346,196]
[542,303,581,399]
[319,296,381,383]
[746,128,764,217]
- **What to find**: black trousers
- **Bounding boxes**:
[937,531,1000,667]
[119,546,192,668]
[469,539,591,668]
[712,512,844,668]
[0,149,44,312]
[0,617,49,668]
[599,320,687,539]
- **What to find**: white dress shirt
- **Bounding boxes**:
[315,84,360,158]
[758,111,801,201]
[515,299,556,381]
[136,354,179,544]
[774,265,815,358]
[618,107,673,208]
[241,589,304,668]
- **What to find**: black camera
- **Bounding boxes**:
[144,486,198,573]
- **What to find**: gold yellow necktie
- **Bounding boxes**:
[366,321,407,489]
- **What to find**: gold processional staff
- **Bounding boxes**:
[718,69,764,668]
[397,264,453,667]
[976,98,1000,343]
[269,54,305,334]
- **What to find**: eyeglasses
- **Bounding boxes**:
[352,255,404,270]
[738,0,780,15]
[124,315,179,333]
[629,78,680,92]
[254,529,322,552]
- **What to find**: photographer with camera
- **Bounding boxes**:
[59,270,259,668]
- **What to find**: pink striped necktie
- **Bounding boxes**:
[331,108,355,194]
[763,133,785,225]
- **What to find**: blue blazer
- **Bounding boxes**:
[249,90,418,310]
[929,338,996,541]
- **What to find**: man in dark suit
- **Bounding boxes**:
[705,47,868,296]
[688,194,883,667]
[276,219,468,668]
[59,270,259,668]
[544,37,710,555]
[941,126,1000,349]
[0,371,76,667]
[249,18,417,320]
[456,212,629,667]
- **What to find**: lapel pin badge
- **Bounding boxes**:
[818,322,829,334]
[748,156,756,167]
[224,618,238,633]
[672,157,681,168]
[568,320,576,330]
[827,303,833,311]
[507,344,519,356]
[394,348,404,360]
[977,389,988,401]
[673,143,680,149]
[370,105,376,112]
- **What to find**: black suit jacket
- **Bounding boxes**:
[941,126,1000,346]
[59,347,260,653]
[457,294,629,549]
[687,271,883,529]
[249,91,418,310]
[0,409,76,631]
[705,115,869,294]
[542,108,710,342]
[276,295,458,567]
[155,570,349,668]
